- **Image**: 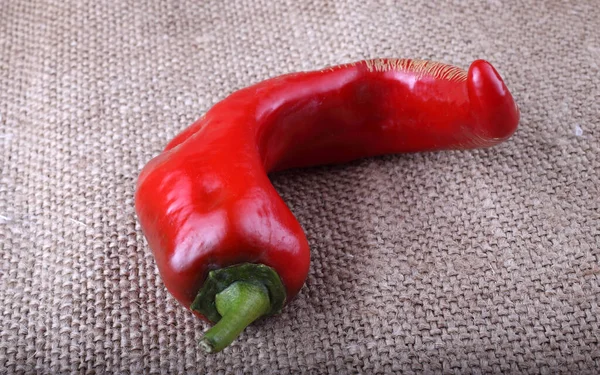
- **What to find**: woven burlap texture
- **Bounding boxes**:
[1,0,599,374]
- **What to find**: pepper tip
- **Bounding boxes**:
[466,60,519,144]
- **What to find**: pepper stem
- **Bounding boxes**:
[200,282,271,353]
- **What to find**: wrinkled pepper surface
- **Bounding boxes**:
[135,58,519,352]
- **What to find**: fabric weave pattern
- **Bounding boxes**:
[1,0,599,373]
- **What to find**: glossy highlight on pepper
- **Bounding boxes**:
[135,58,519,352]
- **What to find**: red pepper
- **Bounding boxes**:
[135,58,519,352]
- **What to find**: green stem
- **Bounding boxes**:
[200,282,271,353]
[191,263,286,323]
[192,263,286,352]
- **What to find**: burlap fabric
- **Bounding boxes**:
[1,0,599,373]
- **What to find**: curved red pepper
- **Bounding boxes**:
[135,58,519,351]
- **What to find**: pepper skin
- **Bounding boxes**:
[135,58,519,351]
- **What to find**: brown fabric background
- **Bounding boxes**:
[1,0,599,373]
